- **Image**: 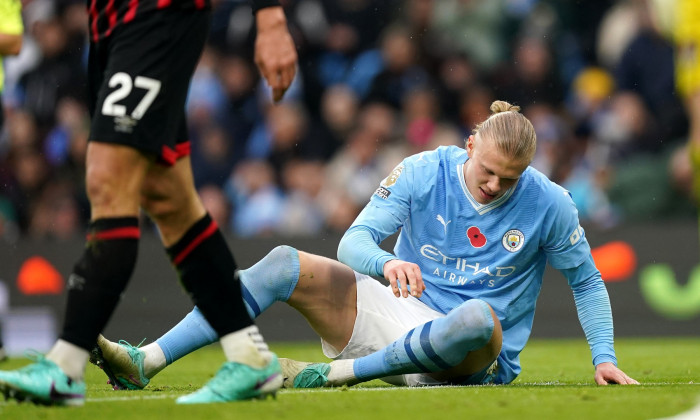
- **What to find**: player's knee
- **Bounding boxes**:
[258,245,297,268]
[85,166,114,204]
[239,245,300,300]
[451,299,495,350]
[86,168,136,213]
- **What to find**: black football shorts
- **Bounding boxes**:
[87,9,210,165]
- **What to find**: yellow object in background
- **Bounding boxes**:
[0,0,23,93]
[674,0,700,98]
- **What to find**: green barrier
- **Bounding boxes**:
[640,264,700,320]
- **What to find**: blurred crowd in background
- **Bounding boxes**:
[0,0,696,242]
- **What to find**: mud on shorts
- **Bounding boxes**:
[87,8,210,165]
[321,273,498,387]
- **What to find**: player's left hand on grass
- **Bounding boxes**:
[594,362,639,385]
[254,6,298,103]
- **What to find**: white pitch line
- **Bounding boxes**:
[83,382,700,402]
[2,382,696,406]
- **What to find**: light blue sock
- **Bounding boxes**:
[156,306,217,365]
[155,245,300,365]
[353,299,494,381]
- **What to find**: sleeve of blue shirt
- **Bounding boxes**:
[338,158,416,277]
[338,210,399,277]
[561,254,618,367]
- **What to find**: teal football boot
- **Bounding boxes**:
[176,354,283,404]
[0,352,85,406]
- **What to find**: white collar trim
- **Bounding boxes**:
[457,163,518,215]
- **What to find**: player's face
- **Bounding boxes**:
[464,134,528,204]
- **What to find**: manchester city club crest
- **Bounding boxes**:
[502,229,524,252]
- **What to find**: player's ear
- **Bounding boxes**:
[466,135,475,157]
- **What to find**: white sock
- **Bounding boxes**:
[140,343,167,379]
[326,359,358,386]
[46,339,89,381]
[219,325,273,369]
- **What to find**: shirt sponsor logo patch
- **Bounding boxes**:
[569,225,583,245]
[375,186,391,199]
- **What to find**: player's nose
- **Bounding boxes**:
[486,176,501,193]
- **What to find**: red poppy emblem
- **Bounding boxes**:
[467,226,487,248]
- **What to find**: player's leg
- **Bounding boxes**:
[93,248,358,388]
[155,250,356,365]
[0,142,150,405]
[135,149,281,402]
[288,298,502,388]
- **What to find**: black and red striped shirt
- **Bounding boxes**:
[87,0,280,42]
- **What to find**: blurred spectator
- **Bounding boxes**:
[612,0,687,145]
[316,83,359,155]
[187,47,228,129]
[27,179,81,240]
[527,105,618,227]
[5,147,51,231]
[43,97,89,167]
[248,100,333,174]
[198,184,232,232]
[357,101,398,143]
[435,53,481,122]
[431,0,508,72]
[226,160,284,237]
[457,84,495,138]
[17,14,85,135]
[595,92,663,156]
[216,52,263,164]
[366,24,433,109]
[0,0,696,239]
[292,0,396,107]
[319,125,404,231]
[277,159,326,235]
[401,87,440,151]
[191,124,237,188]
[399,87,464,154]
[492,36,565,109]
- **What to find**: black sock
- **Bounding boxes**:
[167,214,253,337]
[60,217,139,351]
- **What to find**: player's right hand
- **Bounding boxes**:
[383,259,426,298]
[254,6,297,103]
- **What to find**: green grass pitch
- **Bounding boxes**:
[0,337,698,419]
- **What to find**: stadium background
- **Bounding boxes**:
[0,0,698,352]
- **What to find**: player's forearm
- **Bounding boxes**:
[338,225,396,277]
[563,256,618,366]
[573,283,617,366]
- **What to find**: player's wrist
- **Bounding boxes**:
[254,6,287,31]
[593,355,618,367]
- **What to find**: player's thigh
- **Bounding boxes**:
[287,251,357,347]
[88,9,209,162]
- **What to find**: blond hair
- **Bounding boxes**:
[472,100,536,163]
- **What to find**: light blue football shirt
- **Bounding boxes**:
[339,146,608,384]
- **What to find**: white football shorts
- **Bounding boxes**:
[320,272,496,386]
